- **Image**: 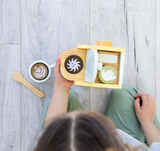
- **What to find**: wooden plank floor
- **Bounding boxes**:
[0,0,159,150]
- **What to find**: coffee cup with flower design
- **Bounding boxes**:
[29,60,55,83]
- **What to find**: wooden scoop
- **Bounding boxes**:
[13,72,44,98]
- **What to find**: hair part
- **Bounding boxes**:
[70,117,75,151]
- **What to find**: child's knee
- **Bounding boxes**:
[122,87,139,97]
[109,88,138,104]
[110,88,128,97]
[109,88,136,111]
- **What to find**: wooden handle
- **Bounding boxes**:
[21,78,44,98]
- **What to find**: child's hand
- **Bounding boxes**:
[54,57,74,89]
[134,93,156,125]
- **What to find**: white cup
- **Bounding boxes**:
[29,60,55,83]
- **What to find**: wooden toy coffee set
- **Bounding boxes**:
[60,41,125,89]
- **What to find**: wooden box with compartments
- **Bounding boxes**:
[59,41,125,89]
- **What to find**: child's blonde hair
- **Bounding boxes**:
[34,111,143,151]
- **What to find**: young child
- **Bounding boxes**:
[34,58,160,151]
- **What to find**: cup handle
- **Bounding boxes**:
[49,63,56,68]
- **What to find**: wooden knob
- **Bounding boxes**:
[96,41,112,47]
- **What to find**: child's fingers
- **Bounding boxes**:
[134,93,144,98]
[54,57,61,74]
[135,94,151,106]
[146,94,152,103]
[146,94,155,103]
[134,97,141,111]
[134,94,148,102]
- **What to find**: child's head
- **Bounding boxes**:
[34,111,130,151]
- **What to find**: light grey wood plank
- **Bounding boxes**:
[90,0,156,113]
[90,88,112,114]
[0,45,20,151]
[21,0,89,150]
[0,0,20,44]
[156,1,160,122]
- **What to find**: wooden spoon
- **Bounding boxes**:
[13,72,44,98]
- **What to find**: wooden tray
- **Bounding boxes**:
[60,43,125,89]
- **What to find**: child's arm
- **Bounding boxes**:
[44,58,74,128]
[134,93,160,146]
[141,122,160,146]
